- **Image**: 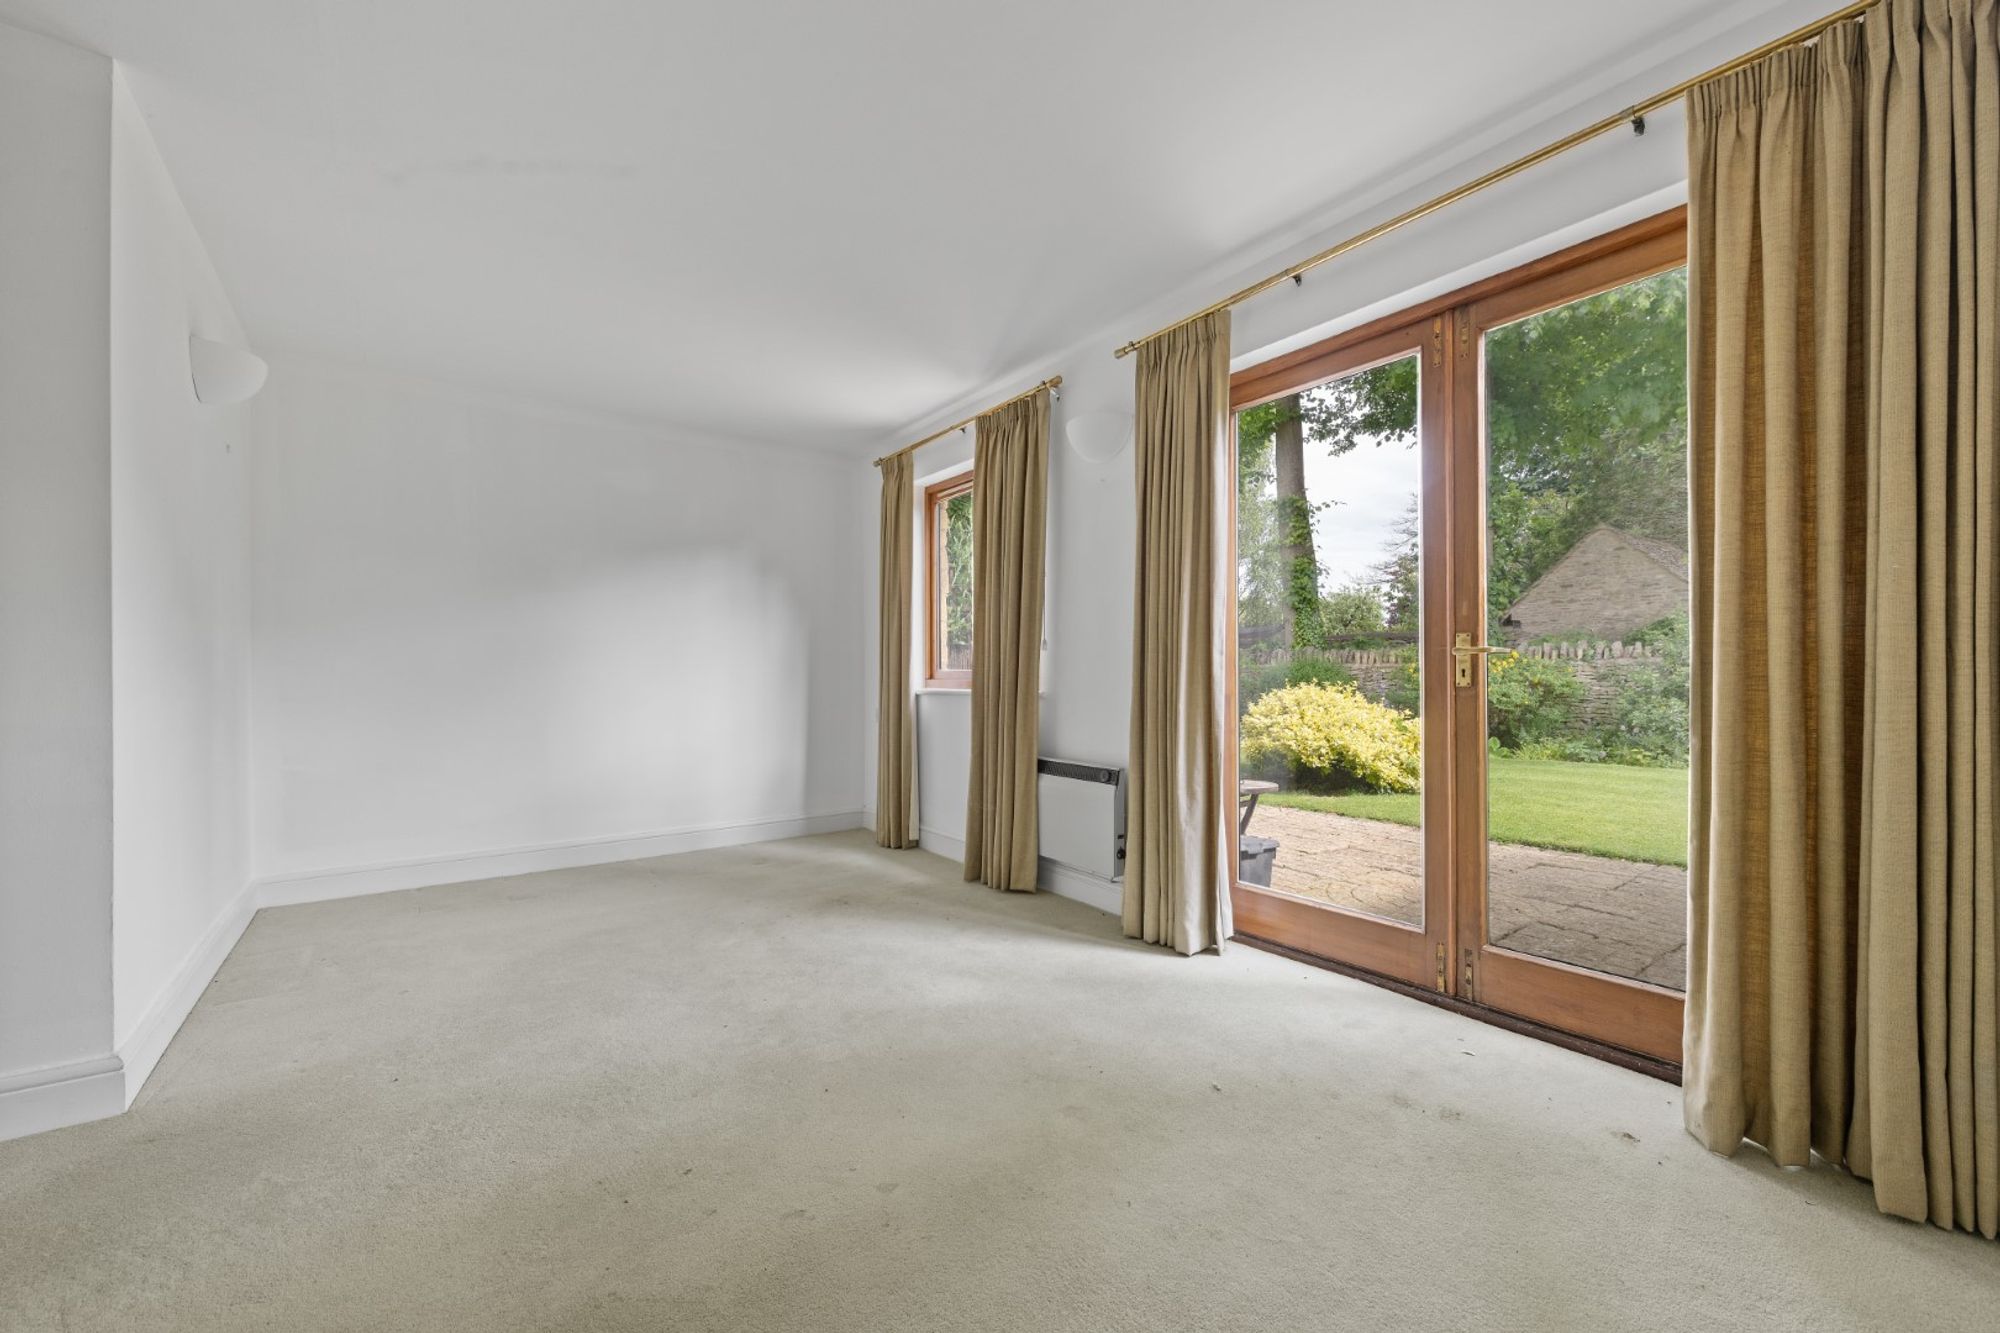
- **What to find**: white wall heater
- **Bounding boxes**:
[1036,758,1126,882]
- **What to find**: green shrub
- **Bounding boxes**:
[1627,613,1690,652]
[1597,619,1690,765]
[1501,736,1611,763]
[1484,653,1585,750]
[1380,651,1423,715]
[1238,656,1356,712]
[1240,682,1421,794]
[1493,617,1689,767]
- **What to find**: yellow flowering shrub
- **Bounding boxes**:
[1239,682,1422,794]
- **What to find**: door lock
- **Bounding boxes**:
[1452,632,1508,687]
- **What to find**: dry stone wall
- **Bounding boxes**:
[1252,641,1666,731]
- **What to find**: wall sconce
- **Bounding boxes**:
[1064,409,1132,463]
[188,335,268,405]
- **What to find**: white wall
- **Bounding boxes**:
[861,1,1833,891]
[108,71,255,1089]
[3,16,870,1138]
[0,24,116,1119]
[249,355,865,894]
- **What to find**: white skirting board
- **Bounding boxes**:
[0,894,253,1141]
[913,823,1123,918]
[253,810,865,907]
[115,878,261,1106]
[0,809,864,1143]
[0,902,261,1141]
[0,1056,126,1142]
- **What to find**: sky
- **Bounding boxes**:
[1300,429,1421,593]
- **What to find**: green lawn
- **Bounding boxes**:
[1262,757,1689,867]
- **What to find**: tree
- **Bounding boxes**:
[1271,396,1317,647]
[1236,414,1285,636]
[1372,498,1421,631]
[1237,268,1690,639]
[1481,268,1689,619]
[1321,582,1387,638]
[1236,358,1419,648]
[941,489,974,667]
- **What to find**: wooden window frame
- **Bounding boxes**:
[923,470,975,689]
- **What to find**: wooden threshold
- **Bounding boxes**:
[1233,932,1683,1086]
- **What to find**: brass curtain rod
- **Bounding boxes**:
[873,375,1063,468]
[1113,0,1878,359]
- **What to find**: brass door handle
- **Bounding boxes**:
[1452,632,1512,687]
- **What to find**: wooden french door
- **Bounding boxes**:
[1229,210,1689,1066]
[1231,315,1456,993]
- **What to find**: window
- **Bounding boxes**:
[924,471,974,688]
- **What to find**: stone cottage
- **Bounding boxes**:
[1498,525,1688,643]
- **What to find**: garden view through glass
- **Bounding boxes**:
[1236,269,1691,991]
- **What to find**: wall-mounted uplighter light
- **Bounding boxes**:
[1063,409,1133,463]
[188,335,268,405]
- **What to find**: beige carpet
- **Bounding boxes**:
[1,832,1989,1332]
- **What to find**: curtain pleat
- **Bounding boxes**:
[963,390,1049,891]
[875,453,919,849]
[1124,312,1233,955]
[1686,0,2000,1237]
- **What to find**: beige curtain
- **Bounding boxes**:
[1124,312,1233,955]
[875,453,919,849]
[1685,0,1999,1237]
[964,389,1050,891]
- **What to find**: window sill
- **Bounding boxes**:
[915,687,1050,696]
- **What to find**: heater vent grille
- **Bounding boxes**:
[1036,758,1120,786]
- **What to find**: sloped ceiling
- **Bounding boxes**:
[4,0,1793,450]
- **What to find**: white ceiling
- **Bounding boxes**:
[6,0,1788,452]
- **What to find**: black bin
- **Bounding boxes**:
[1239,835,1278,888]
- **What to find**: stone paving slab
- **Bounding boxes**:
[1246,804,1687,990]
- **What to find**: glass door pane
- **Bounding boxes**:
[1480,268,1690,989]
[1237,352,1426,927]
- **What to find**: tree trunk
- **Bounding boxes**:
[1272,395,1317,648]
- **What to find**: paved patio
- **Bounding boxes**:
[1245,803,1686,990]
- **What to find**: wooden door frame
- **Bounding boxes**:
[1229,318,1452,992]
[1224,207,1689,1066]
